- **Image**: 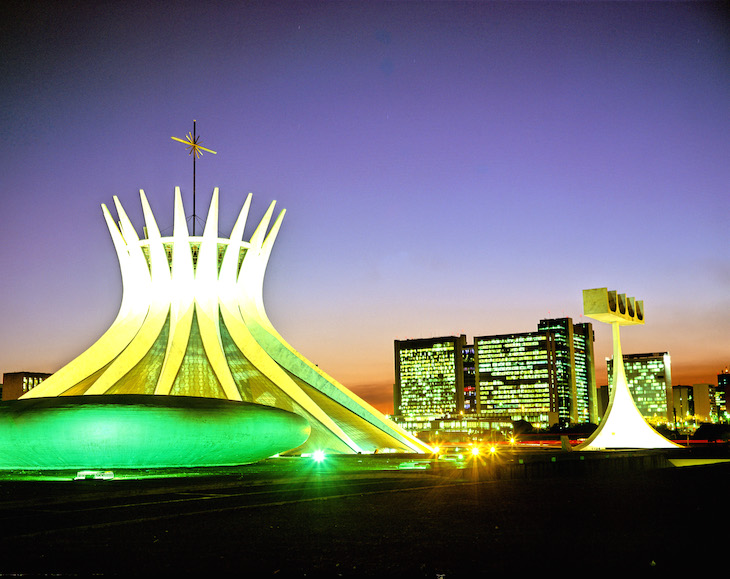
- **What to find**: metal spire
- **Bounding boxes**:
[171,120,217,235]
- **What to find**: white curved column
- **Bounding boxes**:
[194,188,241,401]
[155,188,194,394]
[577,322,679,450]
[85,197,170,395]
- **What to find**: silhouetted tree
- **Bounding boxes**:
[692,423,730,443]
[512,419,533,435]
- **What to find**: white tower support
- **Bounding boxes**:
[576,288,679,450]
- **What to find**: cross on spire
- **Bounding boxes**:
[171,120,217,235]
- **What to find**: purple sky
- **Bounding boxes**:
[2,2,729,413]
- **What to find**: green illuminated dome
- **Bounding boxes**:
[0,395,310,470]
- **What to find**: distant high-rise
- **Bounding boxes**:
[607,352,672,422]
[1,372,51,401]
[462,344,476,414]
[717,369,729,422]
[537,319,597,425]
[573,323,598,423]
[475,318,596,429]
[672,385,695,425]
[395,318,596,432]
[393,335,467,428]
[475,331,559,429]
[673,383,715,424]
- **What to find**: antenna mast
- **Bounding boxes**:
[171,120,217,235]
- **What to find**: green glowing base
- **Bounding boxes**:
[0,395,310,470]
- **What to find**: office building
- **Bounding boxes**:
[462,344,476,413]
[537,318,597,424]
[475,331,559,430]
[596,383,610,418]
[607,352,672,422]
[691,383,714,423]
[395,318,596,433]
[718,369,729,422]
[672,384,718,429]
[475,318,597,430]
[572,323,598,423]
[393,335,467,430]
[672,385,694,427]
[1,372,51,401]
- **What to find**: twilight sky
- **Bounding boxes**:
[1,1,728,413]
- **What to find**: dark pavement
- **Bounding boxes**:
[0,453,727,577]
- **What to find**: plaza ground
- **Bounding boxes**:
[0,448,728,576]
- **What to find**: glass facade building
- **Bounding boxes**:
[717,370,729,422]
[537,318,573,425]
[573,323,597,424]
[535,319,597,425]
[393,336,467,427]
[394,319,596,433]
[475,332,559,429]
[672,385,695,427]
[462,344,476,414]
[476,318,596,429]
[672,383,716,426]
[607,352,672,422]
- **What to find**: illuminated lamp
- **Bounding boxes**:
[575,288,680,450]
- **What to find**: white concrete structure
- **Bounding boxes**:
[576,288,679,450]
[24,188,431,455]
